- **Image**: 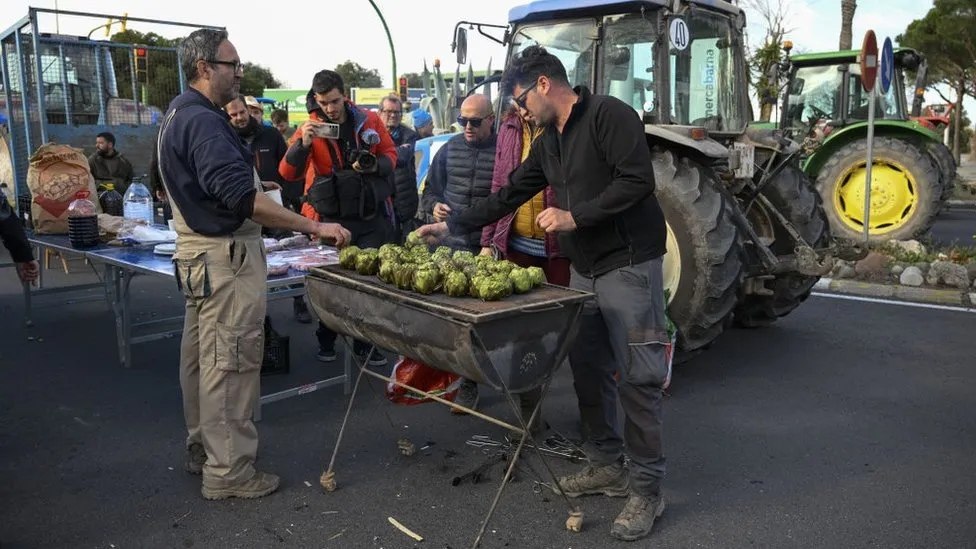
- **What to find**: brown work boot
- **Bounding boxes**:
[555,461,630,498]
[186,443,206,475]
[610,493,666,541]
[201,471,280,501]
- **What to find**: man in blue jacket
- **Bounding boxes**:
[158,28,350,501]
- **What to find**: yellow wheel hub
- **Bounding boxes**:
[833,159,918,235]
[663,222,680,304]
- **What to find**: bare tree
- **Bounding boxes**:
[839,0,857,50]
[743,0,793,121]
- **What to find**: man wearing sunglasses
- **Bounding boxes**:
[416,46,668,542]
[378,94,421,240]
[419,94,497,412]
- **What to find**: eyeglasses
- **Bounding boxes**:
[457,116,489,128]
[513,81,538,109]
[380,109,402,115]
[208,59,244,73]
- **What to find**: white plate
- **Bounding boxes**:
[154,243,177,256]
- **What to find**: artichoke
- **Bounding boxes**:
[489,275,514,298]
[452,250,475,263]
[405,230,424,248]
[469,274,490,298]
[479,277,512,301]
[378,243,404,263]
[413,267,441,295]
[409,246,431,263]
[509,267,534,294]
[355,250,380,276]
[444,271,469,297]
[526,266,545,287]
[394,264,416,290]
[434,246,453,256]
[474,254,494,268]
[338,246,361,270]
[492,259,517,275]
[378,260,397,283]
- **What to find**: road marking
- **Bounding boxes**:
[812,292,976,313]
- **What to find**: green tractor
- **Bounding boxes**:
[443,0,863,354]
[774,47,952,242]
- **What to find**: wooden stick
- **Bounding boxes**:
[388,517,423,542]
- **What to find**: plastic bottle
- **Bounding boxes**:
[99,183,124,217]
[122,181,154,226]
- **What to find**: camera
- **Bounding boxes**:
[347,128,381,171]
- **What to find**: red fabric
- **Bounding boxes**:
[505,248,571,286]
[277,100,397,222]
[386,357,462,405]
[481,112,562,258]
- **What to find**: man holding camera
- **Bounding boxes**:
[279,69,397,366]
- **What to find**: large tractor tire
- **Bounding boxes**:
[734,164,829,328]
[925,141,957,200]
[652,148,743,352]
[816,137,942,242]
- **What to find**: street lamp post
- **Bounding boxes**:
[367,0,397,89]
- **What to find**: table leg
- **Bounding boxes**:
[119,268,133,368]
[22,280,33,327]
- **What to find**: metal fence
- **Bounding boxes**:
[0,8,221,201]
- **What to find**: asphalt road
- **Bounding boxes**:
[931,208,976,248]
[1,256,975,549]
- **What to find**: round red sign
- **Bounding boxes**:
[861,30,879,93]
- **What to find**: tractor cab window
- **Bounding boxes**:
[510,19,597,98]
[785,65,844,133]
[601,13,658,117]
[846,63,903,120]
[669,10,748,132]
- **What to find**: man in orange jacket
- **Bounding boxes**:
[279,69,397,366]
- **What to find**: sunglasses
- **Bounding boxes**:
[457,116,489,128]
[513,81,539,109]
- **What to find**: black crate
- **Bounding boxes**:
[261,316,290,376]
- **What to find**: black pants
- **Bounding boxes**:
[568,258,670,497]
[315,215,396,353]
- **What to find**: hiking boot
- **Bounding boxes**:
[610,493,666,541]
[201,471,280,501]
[186,442,206,475]
[451,379,480,415]
[317,346,337,363]
[354,348,388,367]
[293,298,313,324]
[554,461,630,498]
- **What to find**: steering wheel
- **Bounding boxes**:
[805,105,829,123]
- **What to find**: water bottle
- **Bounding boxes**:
[122,181,154,226]
[98,183,124,217]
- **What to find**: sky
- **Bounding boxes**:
[5,0,965,112]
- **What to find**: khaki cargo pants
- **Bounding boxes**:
[170,204,267,488]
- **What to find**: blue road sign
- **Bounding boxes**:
[880,37,894,94]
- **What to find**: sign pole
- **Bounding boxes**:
[863,83,876,243]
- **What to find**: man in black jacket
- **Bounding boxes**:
[416,46,669,542]
[378,94,420,240]
[225,95,313,323]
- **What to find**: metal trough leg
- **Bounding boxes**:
[320,350,369,493]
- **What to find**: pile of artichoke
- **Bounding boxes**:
[336,233,546,301]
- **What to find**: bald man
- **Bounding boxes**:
[419,94,497,412]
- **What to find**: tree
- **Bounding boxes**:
[334,60,383,89]
[401,72,425,88]
[109,30,182,110]
[899,0,976,162]
[839,0,857,50]
[743,0,792,121]
[240,63,282,97]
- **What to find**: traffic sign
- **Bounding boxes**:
[880,37,894,94]
[860,30,878,92]
[669,18,689,51]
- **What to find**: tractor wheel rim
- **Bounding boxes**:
[663,222,680,304]
[833,159,918,235]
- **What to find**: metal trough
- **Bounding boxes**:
[305,265,592,393]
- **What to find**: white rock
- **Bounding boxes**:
[835,265,857,279]
[891,265,905,276]
[887,239,927,256]
[928,260,971,289]
[900,266,924,287]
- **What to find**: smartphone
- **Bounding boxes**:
[311,122,340,139]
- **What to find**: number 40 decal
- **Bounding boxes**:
[670,18,690,51]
